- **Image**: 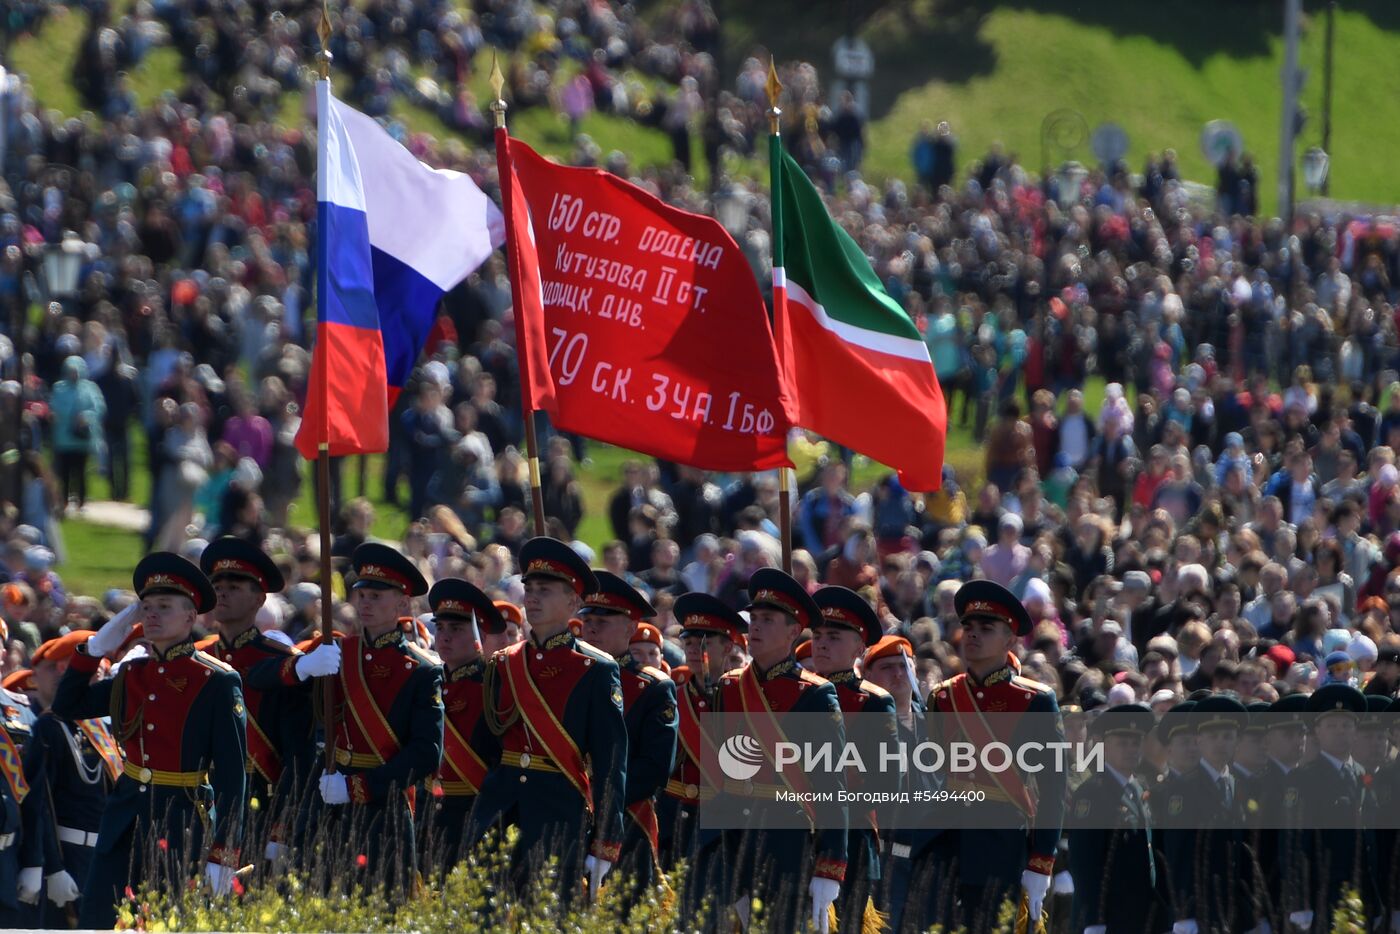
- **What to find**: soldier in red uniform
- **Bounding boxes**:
[664,592,745,915]
[925,579,1065,932]
[53,553,247,929]
[196,537,314,863]
[577,570,677,904]
[465,537,627,900]
[296,542,444,896]
[422,578,501,868]
[810,585,898,934]
[713,568,848,934]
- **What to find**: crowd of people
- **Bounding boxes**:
[3,0,1400,929]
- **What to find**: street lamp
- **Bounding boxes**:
[714,181,753,237]
[41,230,86,302]
[1302,146,1330,194]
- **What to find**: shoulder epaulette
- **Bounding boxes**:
[255,635,298,656]
[1011,674,1054,694]
[573,640,615,664]
[193,651,235,674]
[640,665,671,684]
[799,669,828,685]
[404,642,442,667]
[194,635,219,652]
[860,679,891,698]
[671,665,691,686]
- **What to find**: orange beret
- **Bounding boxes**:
[862,634,914,670]
[32,630,95,666]
[2,669,32,692]
[1359,596,1389,615]
[630,622,663,648]
[794,639,812,661]
[494,601,524,627]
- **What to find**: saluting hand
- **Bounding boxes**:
[86,602,140,658]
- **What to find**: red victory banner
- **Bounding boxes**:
[499,137,795,471]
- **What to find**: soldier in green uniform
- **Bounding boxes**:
[53,553,247,929]
[197,537,313,863]
[1283,684,1380,931]
[1160,694,1259,933]
[577,570,677,905]
[809,585,897,934]
[1258,692,1309,931]
[1067,703,1159,934]
[465,537,627,900]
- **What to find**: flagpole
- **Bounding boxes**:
[766,62,793,575]
[491,55,548,537]
[316,0,338,776]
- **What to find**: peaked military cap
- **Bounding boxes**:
[954,578,1034,637]
[429,578,506,634]
[350,542,429,596]
[580,570,656,621]
[519,537,598,596]
[134,552,216,614]
[200,536,285,593]
[812,585,882,646]
[744,567,820,630]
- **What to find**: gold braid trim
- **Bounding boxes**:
[480,655,519,737]
[109,666,142,743]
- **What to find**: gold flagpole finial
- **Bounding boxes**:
[317,0,333,80]
[489,51,507,129]
[765,59,783,135]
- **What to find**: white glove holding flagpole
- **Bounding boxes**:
[46,869,80,907]
[295,642,341,680]
[1021,869,1052,921]
[86,602,140,657]
[809,876,838,933]
[319,772,349,805]
[204,861,235,895]
[584,855,611,899]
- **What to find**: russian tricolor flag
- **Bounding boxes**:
[297,81,504,458]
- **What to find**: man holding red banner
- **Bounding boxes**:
[302,543,443,896]
[925,579,1066,933]
[422,578,500,868]
[713,568,848,933]
[576,571,677,905]
[466,537,627,900]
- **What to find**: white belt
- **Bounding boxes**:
[57,826,99,847]
[890,842,912,859]
[0,832,14,850]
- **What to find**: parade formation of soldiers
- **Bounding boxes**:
[2,535,1399,933]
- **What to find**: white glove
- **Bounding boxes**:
[584,855,612,899]
[1053,869,1075,895]
[17,866,42,904]
[733,896,752,929]
[204,861,235,895]
[1021,869,1052,921]
[264,841,286,863]
[1173,921,1200,934]
[87,602,139,657]
[319,771,349,805]
[1084,927,1107,934]
[295,642,341,680]
[809,876,839,933]
[46,869,80,907]
[1287,912,1313,930]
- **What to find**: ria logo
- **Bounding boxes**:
[718,734,765,781]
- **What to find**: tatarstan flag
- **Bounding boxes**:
[770,141,947,491]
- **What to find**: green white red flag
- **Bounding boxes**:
[770,140,947,491]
